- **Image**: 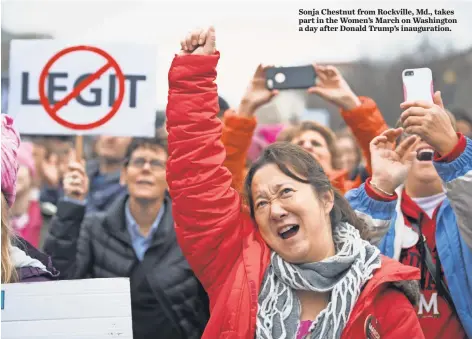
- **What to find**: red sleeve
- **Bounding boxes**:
[375,288,425,339]
[222,111,256,193]
[365,178,398,202]
[340,97,389,176]
[434,133,466,163]
[166,52,243,296]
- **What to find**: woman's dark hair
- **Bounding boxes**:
[244,142,369,239]
[123,137,168,166]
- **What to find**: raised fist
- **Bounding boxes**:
[180,27,216,56]
[63,160,89,201]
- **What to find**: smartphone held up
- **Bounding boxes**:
[402,67,434,104]
[265,65,316,90]
[402,67,434,161]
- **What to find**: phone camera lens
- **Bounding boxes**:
[405,71,414,76]
[274,73,286,83]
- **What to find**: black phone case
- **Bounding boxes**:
[265,66,315,90]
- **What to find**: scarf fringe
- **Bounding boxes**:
[256,222,381,339]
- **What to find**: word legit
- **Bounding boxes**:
[21,72,146,108]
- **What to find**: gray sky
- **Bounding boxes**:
[2,0,472,107]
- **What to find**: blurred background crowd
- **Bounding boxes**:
[1,1,472,338]
[2,1,471,250]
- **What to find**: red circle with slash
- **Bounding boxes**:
[38,45,125,130]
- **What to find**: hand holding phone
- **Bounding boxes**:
[237,64,279,117]
[400,90,458,157]
[307,65,361,111]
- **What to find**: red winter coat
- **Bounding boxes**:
[166,53,424,339]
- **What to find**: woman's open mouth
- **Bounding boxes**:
[417,148,434,161]
[278,225,300,240]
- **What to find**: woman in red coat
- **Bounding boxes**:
[167,27,425,339]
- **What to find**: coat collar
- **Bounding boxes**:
[102,192,174,247]
[12,237,60,280]
[345,255,420,328]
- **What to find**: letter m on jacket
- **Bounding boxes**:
[418,292,439,316]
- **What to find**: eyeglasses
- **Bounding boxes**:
[128,157,166,170]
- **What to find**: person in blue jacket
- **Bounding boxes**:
[346,91,472,339]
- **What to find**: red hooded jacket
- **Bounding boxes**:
[166,53,424,339]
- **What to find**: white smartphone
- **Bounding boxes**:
[402,68,434,103]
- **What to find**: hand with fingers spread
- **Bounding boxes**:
[370,128,419,195]
[180,26,216,56]
[308,65,361,111]
[63,160,89,201]
[400,91,458,156]
[41,153,61,188]
[237,65,279,117]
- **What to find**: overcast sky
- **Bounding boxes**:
[2,0,472,107]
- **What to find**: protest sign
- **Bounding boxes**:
[1,278,133,339]
[7,40,157,137]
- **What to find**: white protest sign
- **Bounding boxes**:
[8,40,157,136]
[1,278,133,339]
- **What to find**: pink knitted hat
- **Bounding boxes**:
[247,124,285,162]
[1,114,21,207]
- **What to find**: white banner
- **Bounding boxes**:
[8,40,157,137]
[1,278,133,339]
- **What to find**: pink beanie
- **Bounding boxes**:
[17,141,36,179]
[1,114,21,207]
[247,124,285,162]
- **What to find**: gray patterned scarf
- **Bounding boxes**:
[256,222,381,339]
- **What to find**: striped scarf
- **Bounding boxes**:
[256,222,381,339]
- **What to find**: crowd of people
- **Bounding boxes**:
[1,26,472,339]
